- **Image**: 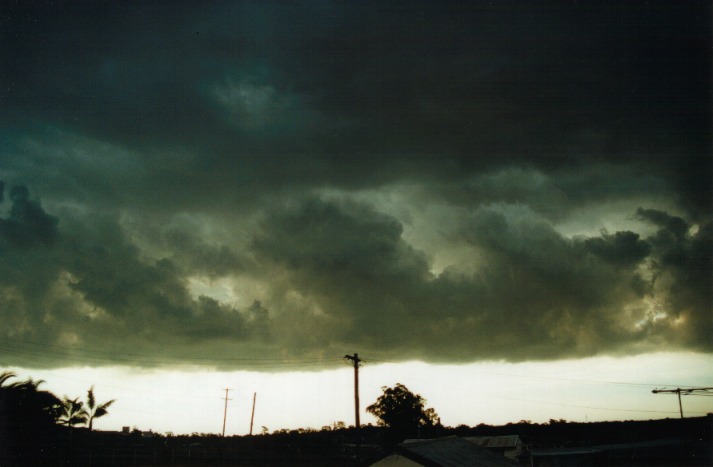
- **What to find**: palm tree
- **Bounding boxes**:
[0,370,19,387]
[86,386,115,431]
[58,397,88,427]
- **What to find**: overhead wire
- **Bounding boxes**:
[3,340,710,388]
[355,356,712,390]
[3,341,710,390]
[471,370,705,390]
[3,342,711,424]
[0,337,343,368]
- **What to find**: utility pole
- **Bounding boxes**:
[652,387,713,418]
[344,353,361,429]
[345,353,362,459]
[249,392,257,436]
[222,388,232,436]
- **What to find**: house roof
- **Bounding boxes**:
[466,436,521,449]
[390,436,519,467]
[531,438,687,457]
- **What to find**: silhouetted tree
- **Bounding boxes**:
[58,396,88,427]
[366,383,439,439]
[86,386,115,430]
[0,375,62,424]
[0,372,64,464]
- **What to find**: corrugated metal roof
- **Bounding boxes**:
[394,436,519,467]
[466,435,521,449]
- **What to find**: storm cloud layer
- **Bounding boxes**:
[0,1,710,368]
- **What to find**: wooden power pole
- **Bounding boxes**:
[345,353,361,429]
[222,388,232,436]
[345,353,362,459]
[249,392,257,435]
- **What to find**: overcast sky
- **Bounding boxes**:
[1,1,711,377]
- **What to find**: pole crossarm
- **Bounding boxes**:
[651,387,713,419]
[652,387,713,394]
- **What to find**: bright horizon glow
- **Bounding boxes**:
[7,352,712,436]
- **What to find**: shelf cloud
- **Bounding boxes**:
[1,1,710,368]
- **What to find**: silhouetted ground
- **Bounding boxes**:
[2,415,711,466]
[448,415,713,449]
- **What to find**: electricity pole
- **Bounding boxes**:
[222,388,232,436]
[652,387,713,418]
[249,392,257,436]
[345,353,361,429]
[345,353,362,459]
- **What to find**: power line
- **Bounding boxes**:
[0,338,342,367]
[476,370,682,389]
[3,339,709,390]
[344,357,712,390]
[0,337,335,361]
[474,389,707,416]
[4,344,710,422]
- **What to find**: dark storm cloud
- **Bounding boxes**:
[0,184,58,248]
[249,197,712,361]
[636,209,713,350]
[252,197,433,349]
[0,184,272,367]
[0,2,710,367]
[0,184,710,367]
[584,231,651,267]
[2,1,710,211]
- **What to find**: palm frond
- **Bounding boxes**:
[87,386,96,410]
[98,399,116,412]
[0,371,17,387]
[85,387,116,430]
[59,396,88,426]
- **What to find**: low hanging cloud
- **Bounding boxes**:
[0,185,273,367]
[0,182,709,368]
[0,2,710,368]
